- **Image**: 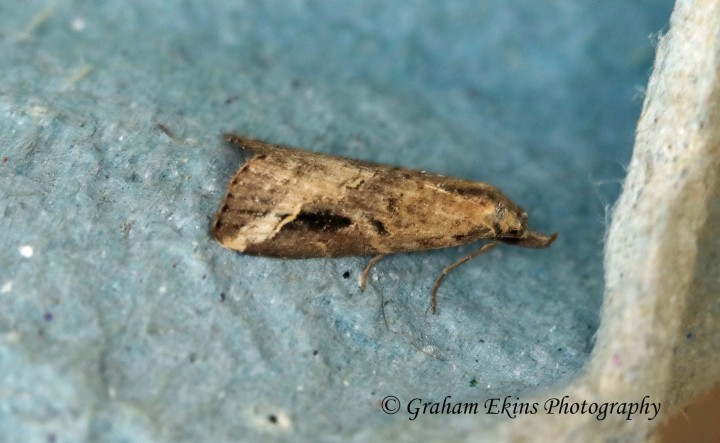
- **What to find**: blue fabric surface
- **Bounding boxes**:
[0,1,672,441]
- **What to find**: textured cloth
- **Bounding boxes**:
[503,0,720,441]
[0,1,677,442]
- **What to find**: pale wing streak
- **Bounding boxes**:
[225,154,375,251]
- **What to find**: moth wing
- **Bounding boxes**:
[213,138,382,257]
[213,135,505,257]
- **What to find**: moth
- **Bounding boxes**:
[212,134,557,313]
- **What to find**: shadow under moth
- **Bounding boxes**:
[212,134,557,313]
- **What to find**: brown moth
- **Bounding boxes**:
[212,134,557,313]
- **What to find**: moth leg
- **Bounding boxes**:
[360,254,386,291]
[431,242,498,314]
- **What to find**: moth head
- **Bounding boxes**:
[494,200,527,239]
[495,200,557,248]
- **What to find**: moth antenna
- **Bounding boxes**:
[360,254,385,290]
[430,242,498,314]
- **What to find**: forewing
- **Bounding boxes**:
[213,138,502,257]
